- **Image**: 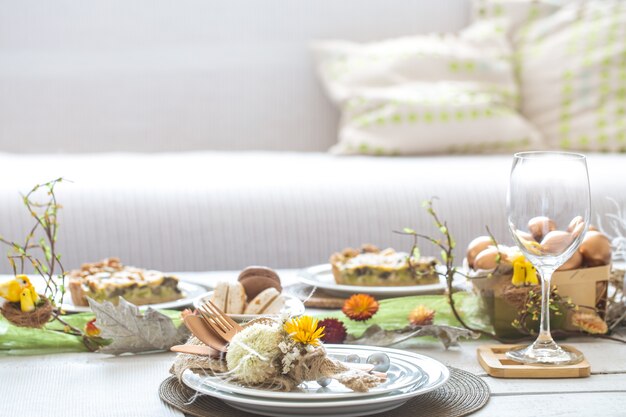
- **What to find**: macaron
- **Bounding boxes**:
[238,266,282,300]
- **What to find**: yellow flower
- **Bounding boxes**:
[284,316,325,346]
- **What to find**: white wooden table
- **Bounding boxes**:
[1,270,625,417]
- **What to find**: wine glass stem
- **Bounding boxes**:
[537,268,555,345]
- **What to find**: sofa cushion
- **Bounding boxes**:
[517,1,626,152]
[314,20,543,155]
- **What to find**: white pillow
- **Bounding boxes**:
[313,20,544,155]
[471,0,562,40]
[517,1,626,152]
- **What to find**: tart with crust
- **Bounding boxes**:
[68,258,183,306]
[330,245,439,286]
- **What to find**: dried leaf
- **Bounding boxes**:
[345,323,478,349]
[87,297,188,354]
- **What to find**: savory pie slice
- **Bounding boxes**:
[68,258,184,306]
[330,245,439,286]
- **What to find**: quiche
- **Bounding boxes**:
[68,258,184,306]
[330,245,439,286]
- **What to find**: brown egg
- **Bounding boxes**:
[528,216,557,241]
[588,225,598,232]
[567,216,583,232]
[514,230,536,243]
[567,216,586,239]
[540,231,574,255]
[557,250,583,271]
[579,231,612,267]
[466,236,494,268]
[473,246,500,270]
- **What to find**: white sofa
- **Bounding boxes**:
[0,1,624,273]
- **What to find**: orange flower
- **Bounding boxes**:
[571,312,608,335]
[408,305,435,326]
[342,294,379,322]
[84,318,101,337]
[180,308,196,319]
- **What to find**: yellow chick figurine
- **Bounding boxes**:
[0,275,32,303]
[511,255,539,286]
[19,288,35,312]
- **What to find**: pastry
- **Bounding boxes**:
[211,282,246,314]
[237,266,282,300]
[330,245,438,286]
[244,287,287,314]
[68,258,183,306]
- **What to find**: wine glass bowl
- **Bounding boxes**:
[506,151,590,365]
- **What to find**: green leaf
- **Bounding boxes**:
[441,250,448,262]
[439,226,448,234]
[403,227,416,234]
[412,247,421,259]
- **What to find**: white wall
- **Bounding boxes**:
[0,0,470,153]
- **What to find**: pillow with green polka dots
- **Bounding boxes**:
[471,0,562,41]
[313,19,544,155]
[517,1,626,152]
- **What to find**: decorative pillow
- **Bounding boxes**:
[471,0,562,40]
[313,20,543,155]
[517,1,626,152]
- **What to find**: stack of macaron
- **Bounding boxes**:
[210,266,287,315]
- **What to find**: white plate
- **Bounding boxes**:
[192,291,305,322]
[57,281,209,313]
[195,348,427,400]
[297,264,463,298]
[182,345,450,417]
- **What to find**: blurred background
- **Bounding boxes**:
[0,0,624,274]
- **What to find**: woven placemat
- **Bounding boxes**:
[159,367,490,417]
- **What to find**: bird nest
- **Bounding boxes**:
[1,296,53,328]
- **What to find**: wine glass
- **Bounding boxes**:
[506,151,590,365]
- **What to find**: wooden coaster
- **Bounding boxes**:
[477,344,591,378]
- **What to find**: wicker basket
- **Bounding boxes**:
[471,274,564,339]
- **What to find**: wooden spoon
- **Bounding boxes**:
[183,315,228,352]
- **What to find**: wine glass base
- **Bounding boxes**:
[506,341,583,366]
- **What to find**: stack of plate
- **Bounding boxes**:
[181,345,450,417]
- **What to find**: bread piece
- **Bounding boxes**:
[262,294,287,314]
[244,287,281,315]
[211,282,230,311]
[226,282,246,314]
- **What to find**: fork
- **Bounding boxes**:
[198,300,243,342]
